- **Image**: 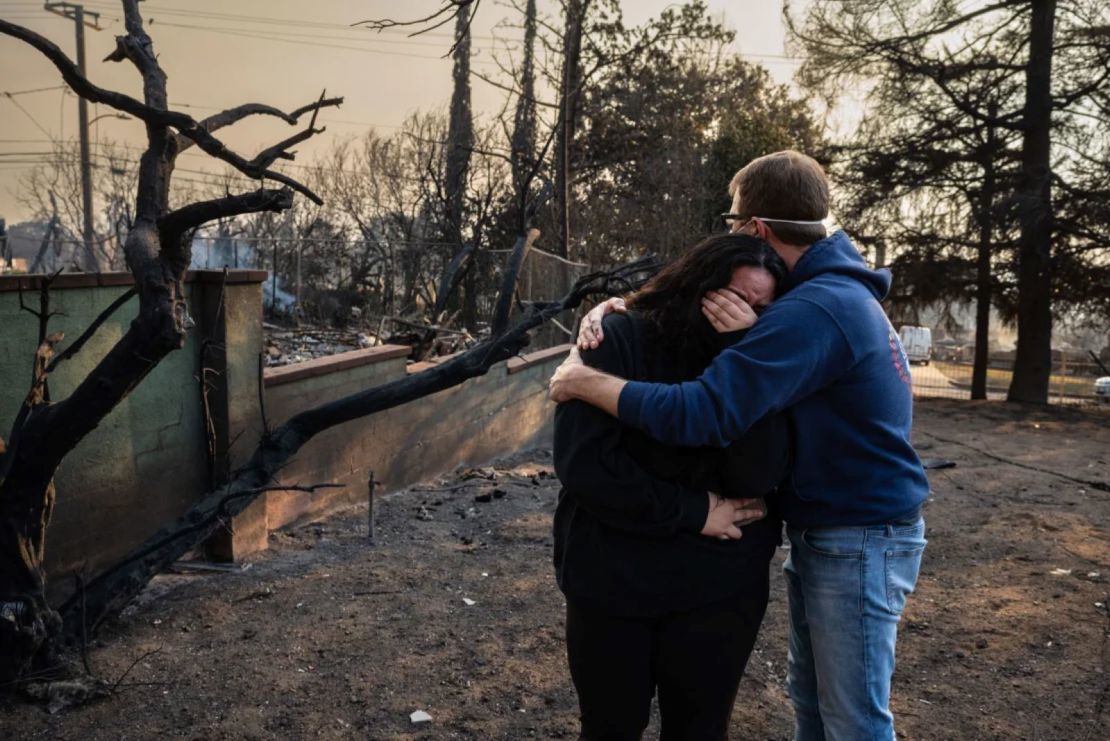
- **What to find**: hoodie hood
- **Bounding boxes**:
[782,229,891,300]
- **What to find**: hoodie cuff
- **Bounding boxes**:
[617,380,649,429]
[678,489,710,534]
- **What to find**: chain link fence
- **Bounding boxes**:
[909,349,1106,405]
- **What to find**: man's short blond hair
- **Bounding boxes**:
[730,150,830,247]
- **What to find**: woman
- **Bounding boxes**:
[552,233,791,741]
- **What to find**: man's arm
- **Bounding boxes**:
[553,298,855,448]
[549,348,625,415]
[553,288,761,410]
[554,315,760,539]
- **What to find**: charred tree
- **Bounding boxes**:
[439,5,478,329]
[1,0,656,692]
[1007,0,1056,403]
[553,0,590,259]
[0,2,340,685]
[510,0,539,233]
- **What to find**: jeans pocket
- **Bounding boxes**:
[885,546,925,614]
[800,528,864,559]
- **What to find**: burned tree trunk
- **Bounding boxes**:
[553,0,590,259]
[971,104,999,401]
[0,2,339,685]
[444,5,477,329]
[510,0,539,234]
[1008,0,1056,404]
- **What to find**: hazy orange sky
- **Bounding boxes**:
[0,1,802,223]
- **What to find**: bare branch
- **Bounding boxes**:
[356,0,476,35]
[45,288,138,375]
[174,96,343,154]
[248,92,331,169]
[471,69,558,108]
[158,188,295,242]
[0,19,324,204]
[490,229,540,335]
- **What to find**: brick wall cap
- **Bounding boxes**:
[263,344,411,387]
[506,344,572,375]
[0,269,270,292]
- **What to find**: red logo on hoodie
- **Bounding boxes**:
[889,327,912,386]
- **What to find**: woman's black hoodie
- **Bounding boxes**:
[553,312,790,617]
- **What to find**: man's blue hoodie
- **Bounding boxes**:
[617,230,929,527]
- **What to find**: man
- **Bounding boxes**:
[549,150,929,741]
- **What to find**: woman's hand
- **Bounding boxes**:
[701,288,759,333]
[701,494,768,540]
[577,297,627,350]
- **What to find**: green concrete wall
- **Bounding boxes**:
[0,282,209,588]
[262,349,566,532]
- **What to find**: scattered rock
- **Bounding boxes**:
[26,679,110,714]
[462,467,497,481]
[410,710,433,724]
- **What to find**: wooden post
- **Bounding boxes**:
[367,470,376,544]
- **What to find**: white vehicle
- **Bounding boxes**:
[1096,377,1110,402]
[899,326,933,365]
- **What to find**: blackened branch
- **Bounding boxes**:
[45,288,138,375]
[356,0,476,34]
[250,126,325,170]
[176,95,344,154]
[158,189,295,243]
[0,20,324,204]
[248,90,332,169]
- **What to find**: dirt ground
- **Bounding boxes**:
[2,398,1108,740]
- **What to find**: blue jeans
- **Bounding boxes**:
[783,518,926,741]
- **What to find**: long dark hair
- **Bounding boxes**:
[626,234,786,379]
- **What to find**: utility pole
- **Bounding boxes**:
[44,2,101,273]
[0,218,9,274]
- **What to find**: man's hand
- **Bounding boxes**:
[549,346,591,403]
[577,297,627,350]
[701,494,768,540]
[701,289,759,333]
[548,347,627,416]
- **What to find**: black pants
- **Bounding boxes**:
[565,576,769,741]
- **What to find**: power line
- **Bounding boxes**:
[145,19,517,52]
[1,92,56,141]
[143,21,505,66]
[76,0,512,43]
[0,85,67,96]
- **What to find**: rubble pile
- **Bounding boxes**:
[263,324,382,367]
